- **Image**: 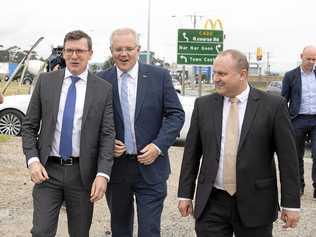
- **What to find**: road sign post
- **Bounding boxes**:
[177,29,223,65]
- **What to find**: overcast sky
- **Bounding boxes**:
[1,0,315,72]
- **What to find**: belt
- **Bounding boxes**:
[298,114,316,118]
[121,154,137,160]
[48,156,79,166]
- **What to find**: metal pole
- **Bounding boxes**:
[182,65,185,96]
[146,0,151,64]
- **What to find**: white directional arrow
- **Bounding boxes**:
[182,32,189,42]
[180,55,188,63]
[215,44,222,53]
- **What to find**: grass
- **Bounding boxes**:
[0,81,31,96]
[0,134,10,143]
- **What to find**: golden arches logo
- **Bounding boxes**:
[204,19,223,30]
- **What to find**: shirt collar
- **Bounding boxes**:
[64,67,88,82]
[117,62,139,80]
[224,84,250,103]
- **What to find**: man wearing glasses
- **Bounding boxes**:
[22,30,115,237]
[98,28,184,237]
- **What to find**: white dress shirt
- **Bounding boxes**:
[117,63,138,153]
[116,62,161,154]
[214,85,249,189]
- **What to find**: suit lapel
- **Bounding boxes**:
[212,94,223,152]
[81,72,96,126]
[134,64,148,122]
[238,87,260,152]
[51,69,65,125]
[111,67,124,123]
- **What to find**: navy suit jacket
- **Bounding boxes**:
[281,66,316,118]
[97,63,184,184]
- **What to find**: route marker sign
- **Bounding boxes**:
[177,29,224,65]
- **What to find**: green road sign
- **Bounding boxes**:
[177,29,224,65]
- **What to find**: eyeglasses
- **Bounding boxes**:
[112,46,138,54]
[63,48,90,56]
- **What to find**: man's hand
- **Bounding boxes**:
[178,200,193,217]
[29,161,49,184]
[114,139,126,157]
[137,143,160,165]
[280,209,300,229]
[90,176,107,203]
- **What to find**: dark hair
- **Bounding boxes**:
[218,49,249,71]
[63,30,92,50]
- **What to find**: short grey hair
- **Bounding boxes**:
[110,28,140,47]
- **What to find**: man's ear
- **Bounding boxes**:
[240,69,248,81]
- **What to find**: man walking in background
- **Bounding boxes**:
[282,45,316,198]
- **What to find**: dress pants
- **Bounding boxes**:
[195,188,273,237]
[106,158,167,237]
[292,115,316,190]
[31,159,93,237]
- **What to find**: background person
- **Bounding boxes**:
[282,45,316,198]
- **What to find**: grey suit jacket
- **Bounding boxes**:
[178,87,300,227]
[22,69,115,189]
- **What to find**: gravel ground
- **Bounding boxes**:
[0,137,315,237]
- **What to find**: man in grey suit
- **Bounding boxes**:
[22,30,115,237]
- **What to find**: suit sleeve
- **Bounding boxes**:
[273,98,300,208]
[281,72,291,101]
[178,98,203,199]
[152,70,185,154]
[22,75,43,163]
[97,85,115,176]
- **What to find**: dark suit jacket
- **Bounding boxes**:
[97,63,184,184]
[282,66,316,118]
[178,87,300,227]
[22,69,115,190]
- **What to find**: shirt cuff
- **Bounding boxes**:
[152,143,162,155]
[178,197,192,201]
[27,157,40,167]
[97,172,110,182]
[281,207,300,212]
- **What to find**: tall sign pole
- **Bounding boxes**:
[146,0,151,64]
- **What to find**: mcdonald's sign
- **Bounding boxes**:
[204,19,223,30]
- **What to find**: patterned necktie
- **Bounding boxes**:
[59,75,80,160]
[223,97,239,195]
[120,73,136,154]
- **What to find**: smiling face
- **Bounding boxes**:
[213,53,248,97]
[110,30,140,72]
[63,38,92,75]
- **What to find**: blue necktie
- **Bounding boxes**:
[120,73,136,154]
[59,75,80,160]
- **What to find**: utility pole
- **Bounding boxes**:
[266,51,271,75]
[146,0,151,64]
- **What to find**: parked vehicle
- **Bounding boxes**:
[266,80,282,96]
[0,94,196,145]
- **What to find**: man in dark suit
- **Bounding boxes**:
[178,49,300,237]
[97,28,184,237]
[22,30,115,237]
[282,45,316,198]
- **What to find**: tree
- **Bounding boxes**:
[103,56,114,70]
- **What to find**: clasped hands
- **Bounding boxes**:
[114,139,160,165]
